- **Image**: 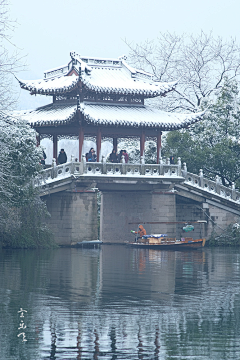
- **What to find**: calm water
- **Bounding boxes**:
[1,245,240,360]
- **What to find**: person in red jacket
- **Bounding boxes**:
[123,149,129,163]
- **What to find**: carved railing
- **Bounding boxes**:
[182,167,240,202]
[34,155,182,188]
[34,156,240,203]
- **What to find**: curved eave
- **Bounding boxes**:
[82,113,204,130]
[16,76,79,95]
[16,104,78,127]
[80,104,205,131]
[82,79,177,98]
[14,102,205,131]
[30,116,76,127]
[16,75,177,98]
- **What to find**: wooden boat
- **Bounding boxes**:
[128,235,206,250]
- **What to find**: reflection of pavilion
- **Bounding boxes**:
[17,52,204,162]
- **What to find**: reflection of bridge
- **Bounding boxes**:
[36,157,240,245]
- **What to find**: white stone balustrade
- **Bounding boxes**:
[35,158,240,203]
[183,168,240,203]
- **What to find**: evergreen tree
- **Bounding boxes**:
[163,78,240,187]
[0,113,54,248]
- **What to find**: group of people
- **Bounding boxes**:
[109,149,129,163]
[85,147,129,163]
[58,148,98,163]
[56,147,129,164]
[40,148,68,167]
[43,149,175,166]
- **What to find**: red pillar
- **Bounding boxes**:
[113,137,118,152]
[140,131,145,158]
[157,131,162,164]
[53,134,58,163]
[79,127,84,162]
[96,128,101,162]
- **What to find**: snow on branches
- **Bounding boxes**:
[126,32,240,113]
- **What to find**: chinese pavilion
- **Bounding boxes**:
[17,52,204,163]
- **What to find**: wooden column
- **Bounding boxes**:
[78,127,84,162]
[53,134,58,163]
[96,128,101,162]
[140,131,145,158]
[157,131,162,164]
[36,134,40,147]
[113,137,118,152]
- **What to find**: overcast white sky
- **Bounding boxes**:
[8,0,240,109]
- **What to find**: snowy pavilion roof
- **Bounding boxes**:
[17,103,78,126]
[80,103,204,130]
[17,52,177,98]
[18,101,204,130]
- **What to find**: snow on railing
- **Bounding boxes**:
[182,165,240,203]
[34,155,182,187]
[35,156,240,203]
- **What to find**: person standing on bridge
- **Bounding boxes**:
[40,150,47,166]
[123,149,129,163]
[109,149,118,163]
[170,156,175,164]
[87,148,97,162]
[58,149,67,164]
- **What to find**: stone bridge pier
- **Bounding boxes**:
[42,183,98,246]
[98,182,177,243]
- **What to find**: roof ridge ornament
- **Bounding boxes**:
[70,51,79,59]
[70,51,92,76]
[118,55,127,61]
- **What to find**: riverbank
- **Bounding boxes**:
[206,223,240,246]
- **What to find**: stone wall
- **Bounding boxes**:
[176,195,240,240]
[100,191,176,243]
[204,202,240,238]
[44,190,98,245]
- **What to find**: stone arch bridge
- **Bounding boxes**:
[35,157,240,245]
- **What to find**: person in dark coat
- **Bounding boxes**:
[87,148,97,162]
[170,156,175,164]
[58,149,67,164]
[118,150,123,162]
[40,150,47,165]
[109,149,118,163]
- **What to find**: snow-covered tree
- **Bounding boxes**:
[0,112,55,248]
[0,112,42,207]
[0,1,54,247]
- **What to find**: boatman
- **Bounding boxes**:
[135,225,147,238]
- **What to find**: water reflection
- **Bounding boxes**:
[1,246,240,359]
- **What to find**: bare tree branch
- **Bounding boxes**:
[125,31,240,112]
